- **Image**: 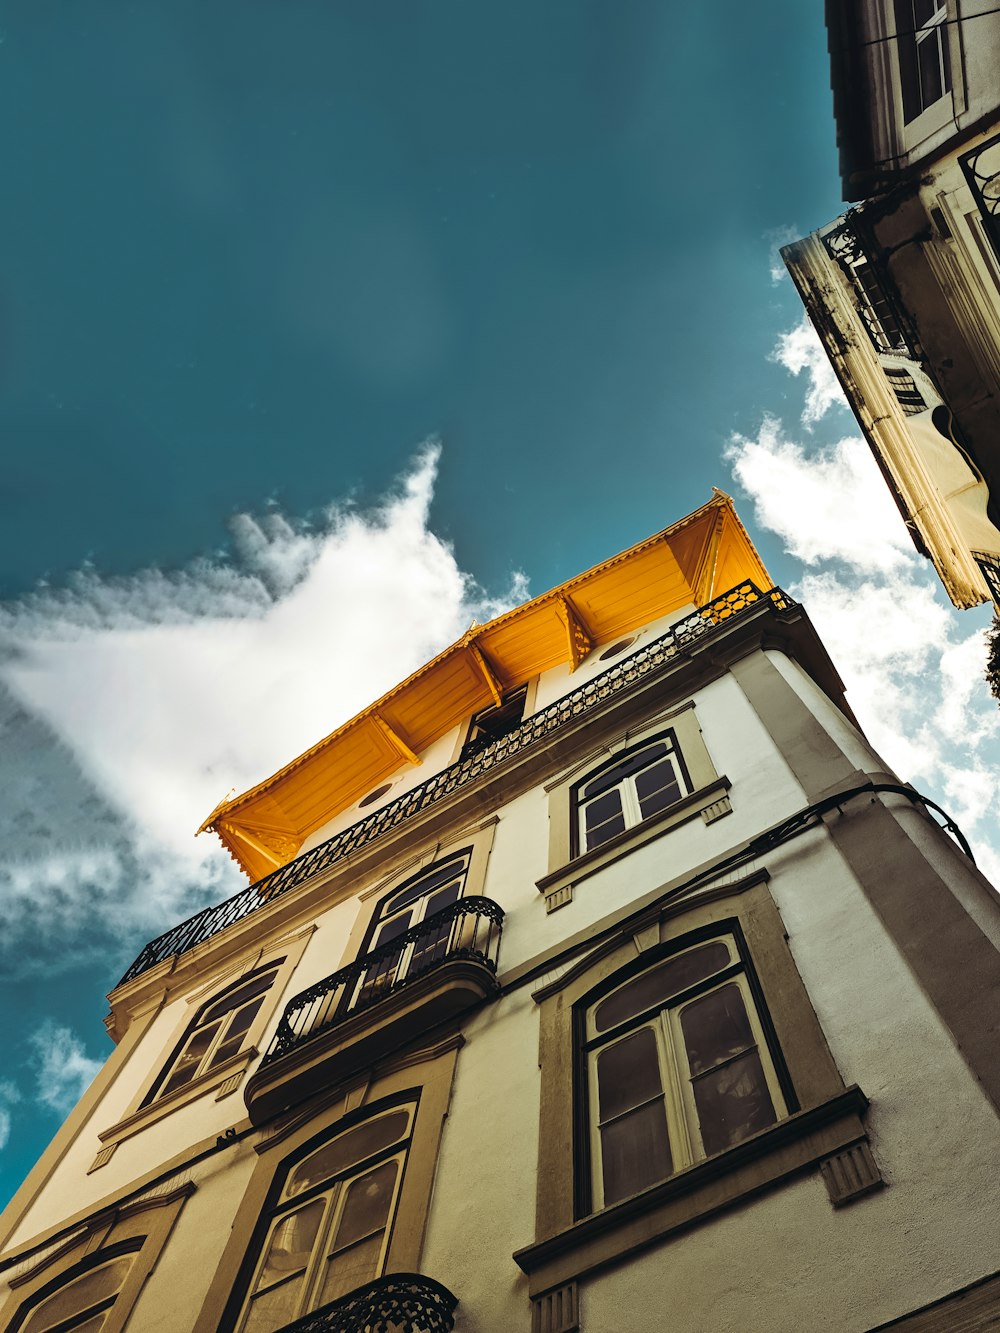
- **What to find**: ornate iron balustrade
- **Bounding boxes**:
[118,582,795,986]
[824,215,916,357]
[961,128,1000,263]
[276,1273,457,1333]
[263,896,503,1066]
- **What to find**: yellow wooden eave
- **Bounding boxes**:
[200,494,771,880]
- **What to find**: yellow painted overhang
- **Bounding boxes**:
[200,493,771,880]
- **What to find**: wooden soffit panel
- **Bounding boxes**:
[201,494,772,878]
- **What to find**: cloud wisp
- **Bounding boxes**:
[28,1024,103,1118]
[770,313,850,427]
[0,443,528,978]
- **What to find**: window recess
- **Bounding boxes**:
[573,733,691,856]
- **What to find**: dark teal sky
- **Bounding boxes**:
[0,3,850,1204]
[1,1,841,599]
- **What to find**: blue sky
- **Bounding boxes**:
[1,2,997,1207]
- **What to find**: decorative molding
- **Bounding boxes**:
[215,1072,245,1101]
[86,1144,117,1174]
[701,794,733,825]
[532,1280,580,1333]
[545,885,574,914]
[820,1140,884,1207]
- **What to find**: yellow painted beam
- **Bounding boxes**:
[556,595,595,672]
[373,713,421,767]
[467,643,504,706]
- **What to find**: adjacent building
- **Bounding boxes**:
[2,493,1000,1331]
[783,1,1000,609]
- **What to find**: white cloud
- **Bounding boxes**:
[724,416,914,571]
[771,315,849,426]
[0,445,527,972]
[727,404,1000,868]
[0,1083,20,1152]
[29,1024,103,1117]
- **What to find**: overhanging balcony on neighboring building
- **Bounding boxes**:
[118,583,798,989]
[245,896,503,1123]
[275,1273,458,1333]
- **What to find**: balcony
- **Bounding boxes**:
[276,1273,457,1333]
[118,583,795,987]
[245,896,503,1123]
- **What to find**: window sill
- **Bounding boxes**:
[536,776,732,910]
[97,1048,256,1149]
[513,1085,873,1298]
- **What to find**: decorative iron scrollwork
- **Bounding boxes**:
[264,896,504,1065]
[119,583,796,986]
[823,215,914,357]
[961,128,1000,262]
[276,1273,458,1333]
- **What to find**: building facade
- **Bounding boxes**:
[783,1,1000,609]
[2,494,1000,1332]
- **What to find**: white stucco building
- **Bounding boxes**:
[2,494,1000,1332]
[784,0,1000,610]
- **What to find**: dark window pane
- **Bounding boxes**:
[596,1028,663,1121]
[22,1256,133,1333]
[918,29,944,107]
[680,984,755,1076]
[691,1050,777,1156]
[583,789,626,849]
[634,758,683,819]
[255,1200,325,1293]
[203,968,278,1023]
[332,1161,398,1251]
[160,1021,221,1096]
[600,1100,672,1205]
[594,943,731,1032]
[210,996,267,1068]
[581,744,668,800]
[383,857,467,914]
[912,0,936,26]
[286,1112,410,1198]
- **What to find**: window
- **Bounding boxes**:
[574,733,691,855]
[895,0,951,123]
[236,1105,414,1332]
[144,963,281,1105]
[355,854,469,1005]
[582,933,787,1209]
[13,1249,139,1333]
[884,366,925,415]
[515,880,875,1300]
[460,686,527,759]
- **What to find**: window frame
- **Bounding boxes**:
[571,730,693,858]
[540,702,732,909]
[141,962,283,1108]
[96,934,312,1158]
[575,922,797,1216]
[233,1100,416,1331]
[894,0,952,125]
[200,1039,462,1333]
[516,875,875,1299]
[1,1185,194,1333]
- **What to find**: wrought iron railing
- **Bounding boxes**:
[276,1273,457,1333]
[824,215,915,357]
[118,582,795,986]
[961,128,1000,263]
[262,896,504,1066]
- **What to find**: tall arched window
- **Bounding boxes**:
[12,1245,140,1333]
[236,1104,415,1332]
[582,932,788,1209]
[355,853,470,1005]
[144,963,282,1105]
[573,733,691,854]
